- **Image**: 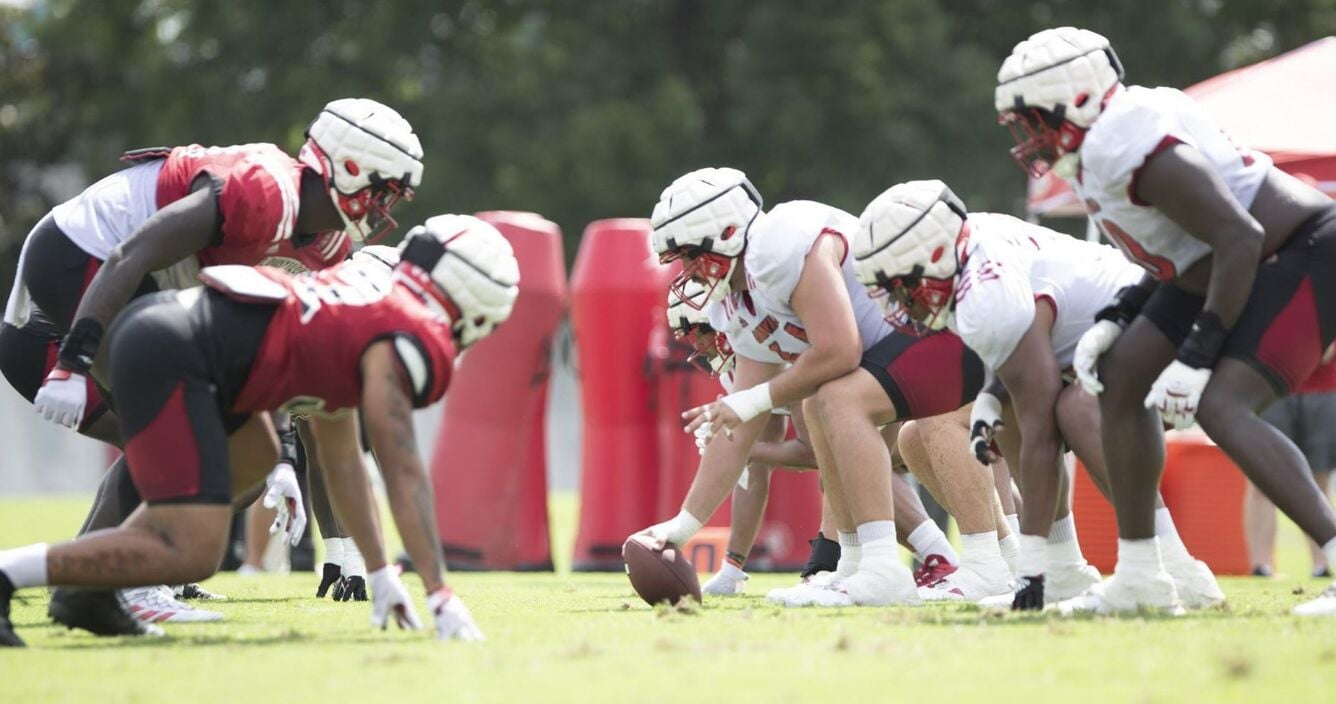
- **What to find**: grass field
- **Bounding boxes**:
[3,494,1335,703]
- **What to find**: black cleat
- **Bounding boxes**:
[1,572,24,647]
[48,587,164,638]
[316,563,342,598]
[336,575,367,602]
[799,532,841,580]
[177,583,227,601]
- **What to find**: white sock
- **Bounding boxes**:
[323,538,345,568]
[907,520,959,565]
[0,543,48,589]
[998,533,1020,574]
[1323,537,1336,570]
[1005,513,1020,537]
[856,520,896,545]
[341,538,366,578]
[1046,516,1086,567]
[836,532,862,577]
[1116,537,1165,574]
[717,562,747,582]
[1155,508,1192,562]
[1018,534,1047,576]
[856,534,900,573]
[960,531,1000,564]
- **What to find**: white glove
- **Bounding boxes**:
[369,566,423,631]
[636,510,703,550]
[34,368,88,429]
[1144,360,1212,430]
[428,588,485,641]
[1073,320,1123,395]
[968,392,1004,465]
[262,462,307,547]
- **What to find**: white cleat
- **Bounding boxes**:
[1055,569,1184,616]
[123,586,224,624]
[1293,583,1336,616]
[765,571,840,605]
[1045,561,1103,604]
[702,568,748,596]
[838,563,922,607]
[1164,557,1226,609]
[916,558,1013,603]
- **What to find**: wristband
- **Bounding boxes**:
[720,382,773,423]
[1177,310,1228,369]
[58,318,104,374]
[663,509,703,546]
[277,423,299,466]
[1094,284,1154,327]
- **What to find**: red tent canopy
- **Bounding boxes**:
[1028,37,1336,217]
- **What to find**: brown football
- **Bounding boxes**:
[622,535,702,606]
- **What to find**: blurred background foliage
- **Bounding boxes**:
[2,0,1334,285]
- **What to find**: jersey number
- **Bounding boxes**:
[1095,216,1176,281]
[292,268,391,324]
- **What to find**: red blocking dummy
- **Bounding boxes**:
[431,211,565,571]
[571,219,671,570]
[650,323,732,528]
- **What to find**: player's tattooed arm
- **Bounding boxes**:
[64,181,219,376]
[361,342,447,593]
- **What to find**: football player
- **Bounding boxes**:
[996,28,1336,615]
[0,215,516,646]
[635,167,1005,607]
[0,98,421,620]
[855,179,1221,610]
[667,286,963,595]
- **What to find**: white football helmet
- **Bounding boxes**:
[994,27,1124,178]
[854,180,968,332]
[666,282,735,377]
[301,98,425,242]
[350,244,401,274]
[395,214,520,349]
[650,167,763,309]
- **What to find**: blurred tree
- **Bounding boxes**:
[2,0,1333,287]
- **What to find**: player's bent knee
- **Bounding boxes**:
[898,420,920,450]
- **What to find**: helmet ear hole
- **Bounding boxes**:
[344,160,360,176]
[721,225,737,240]
[930,246,945,264]
[1073,92,1089,108]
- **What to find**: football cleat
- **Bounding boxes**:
[175,583,227,601]
[123,586,223,623]
[1293,582,1336,616]
[913,554,958,588]
[838,562,922,607]
[917,559,1012,603]
[1044,560,1103,603]
[1164,557,1225,609]
[1,573,22,647]
[702,566,748,596]
[1055,570,1184,616]
[48,587,165,637]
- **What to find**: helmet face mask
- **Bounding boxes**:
[662,245,737,310]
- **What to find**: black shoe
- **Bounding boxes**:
[48,587,163,638]
[799,533,841,579]
[336,575,367,602]
[177,583,227,600]
[1251,565,1274,578]
[316,563,342,598]
[0,572,23,647]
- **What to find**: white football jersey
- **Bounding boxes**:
[50,159,165,261]
[950,213,1143,370]
[1075,86,1272,281]
[708,200,890,364]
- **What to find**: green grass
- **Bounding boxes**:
[3,495,1335,703]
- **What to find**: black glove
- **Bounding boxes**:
[316,563,342,598]
[336,574,368,602]
[1011,574,1045,611]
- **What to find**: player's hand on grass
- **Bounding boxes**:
[369,566,422,631]
[34,367,88,429]
[1073,320,1122,396]
[429,588,485,642]
[1012,575,1045,611]
[316,563,342,598]
[336,575,368,602]
[262,463,306,547]
[968,392,1004,465]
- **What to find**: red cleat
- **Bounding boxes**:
[913,554,958,588]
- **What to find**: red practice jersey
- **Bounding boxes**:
[201,261,457,416]
[124,143,346,271]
